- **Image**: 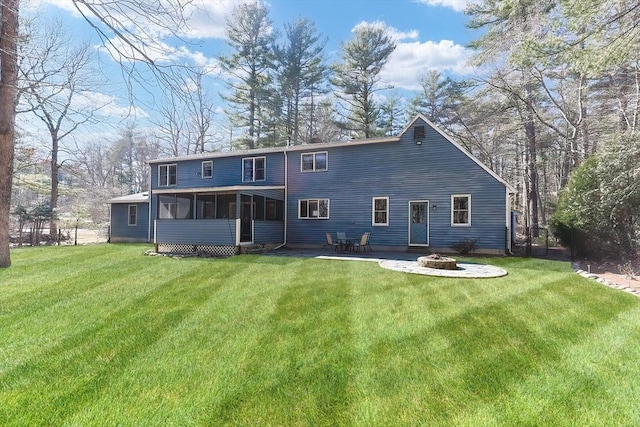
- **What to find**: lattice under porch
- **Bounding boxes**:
[156,243,239,257]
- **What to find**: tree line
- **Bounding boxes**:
[1,0,638,267]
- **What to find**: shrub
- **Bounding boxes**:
[452,238,477,255]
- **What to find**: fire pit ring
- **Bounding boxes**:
[417,254,457,270]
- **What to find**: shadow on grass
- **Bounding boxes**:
[0,268,229,424]
[204,275,355,425]
[363,278,636,423]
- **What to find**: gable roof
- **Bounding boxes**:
[404,114,516,193]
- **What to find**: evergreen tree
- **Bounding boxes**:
[331,24,396,138]
[219,1,276,149]
[275,17,327,145]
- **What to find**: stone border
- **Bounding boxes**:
[573,262,639,297]
[379,260,507,278]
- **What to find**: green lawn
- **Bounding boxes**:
[1,244,639,426]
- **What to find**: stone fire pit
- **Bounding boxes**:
[417,254,457,270]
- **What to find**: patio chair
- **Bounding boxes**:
[336,232,346,243]
[325,232,340,252]
[353,232,372,253]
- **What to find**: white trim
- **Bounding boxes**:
[152,185,285,194]
[298,198,330,219]
[242,156,266,182]
[300,151,328,172]
[451,194,471,227]
[201,160,213,178]
[127,205,137,226]
[158,163,177,187]
[372,196,389,226]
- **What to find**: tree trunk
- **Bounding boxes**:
[0,0,19,268]
[524,82,540,237]
[49,136,59,236]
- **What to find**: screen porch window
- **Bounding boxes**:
[299,199,329,219]
[372,197,389,226]
[127,205,137,226]
[158,164,177,186]
[301,151,328,172]
[243,157,266,182]
[202,161,213,178]
[451,194,471,226]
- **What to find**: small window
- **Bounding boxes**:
[158,164,177,186]
[202,161,213,179]
[451,194,471,226]
[413,125,425,140]
[243,157,266,182]
[372,197,389,226]
[127,205,137,226]
[298,199,329,219]
[301,151,328,172]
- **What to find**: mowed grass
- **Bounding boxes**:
[1,245,640,426]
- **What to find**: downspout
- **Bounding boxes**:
[147,162,152,243]
[506,187,514,255]
[274,148,288,250]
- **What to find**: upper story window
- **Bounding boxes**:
[372,197,389,226]
[127,205,137,226]
[301,151,328,172]
[158,164,177,186]
[413,125,425,140]
[202,161,213,179]
[451,194,471,226]
[243,157,265,182]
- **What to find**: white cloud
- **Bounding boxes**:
[36,0,235,40]
[353,20,419,42]
[414,0,478,12]
[75,91,149,120]
[350,22,473,90]
[382,39,473,90]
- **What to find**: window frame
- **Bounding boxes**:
[298,198,330,219]
[242,156,266,182]
[372,196,389,226]
[201,160,213,179]
[301,151,328,172]
[127,205,137,226]
[451,194,471,227]
[413,125,425,140]
[158,163,177,187]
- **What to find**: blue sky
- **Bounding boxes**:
[22,0,478,145]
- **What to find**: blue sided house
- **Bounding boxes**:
[109,115,516,255]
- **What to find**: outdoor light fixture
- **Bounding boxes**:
[415,140,422,145]
[432,205,437,211]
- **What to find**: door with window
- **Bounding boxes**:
[409,201,429,246]
[240,194,253,243]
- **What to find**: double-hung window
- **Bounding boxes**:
[301,151,328,172]
[127,205,137,226]
[158,164,177,186]
[451,194,471,226]
[299,199,329,219]
[202,160,213,179]
[243,157,266,182]
[372,197,389,226]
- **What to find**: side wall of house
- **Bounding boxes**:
[286,118,507,252]
[109,202,149,243]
